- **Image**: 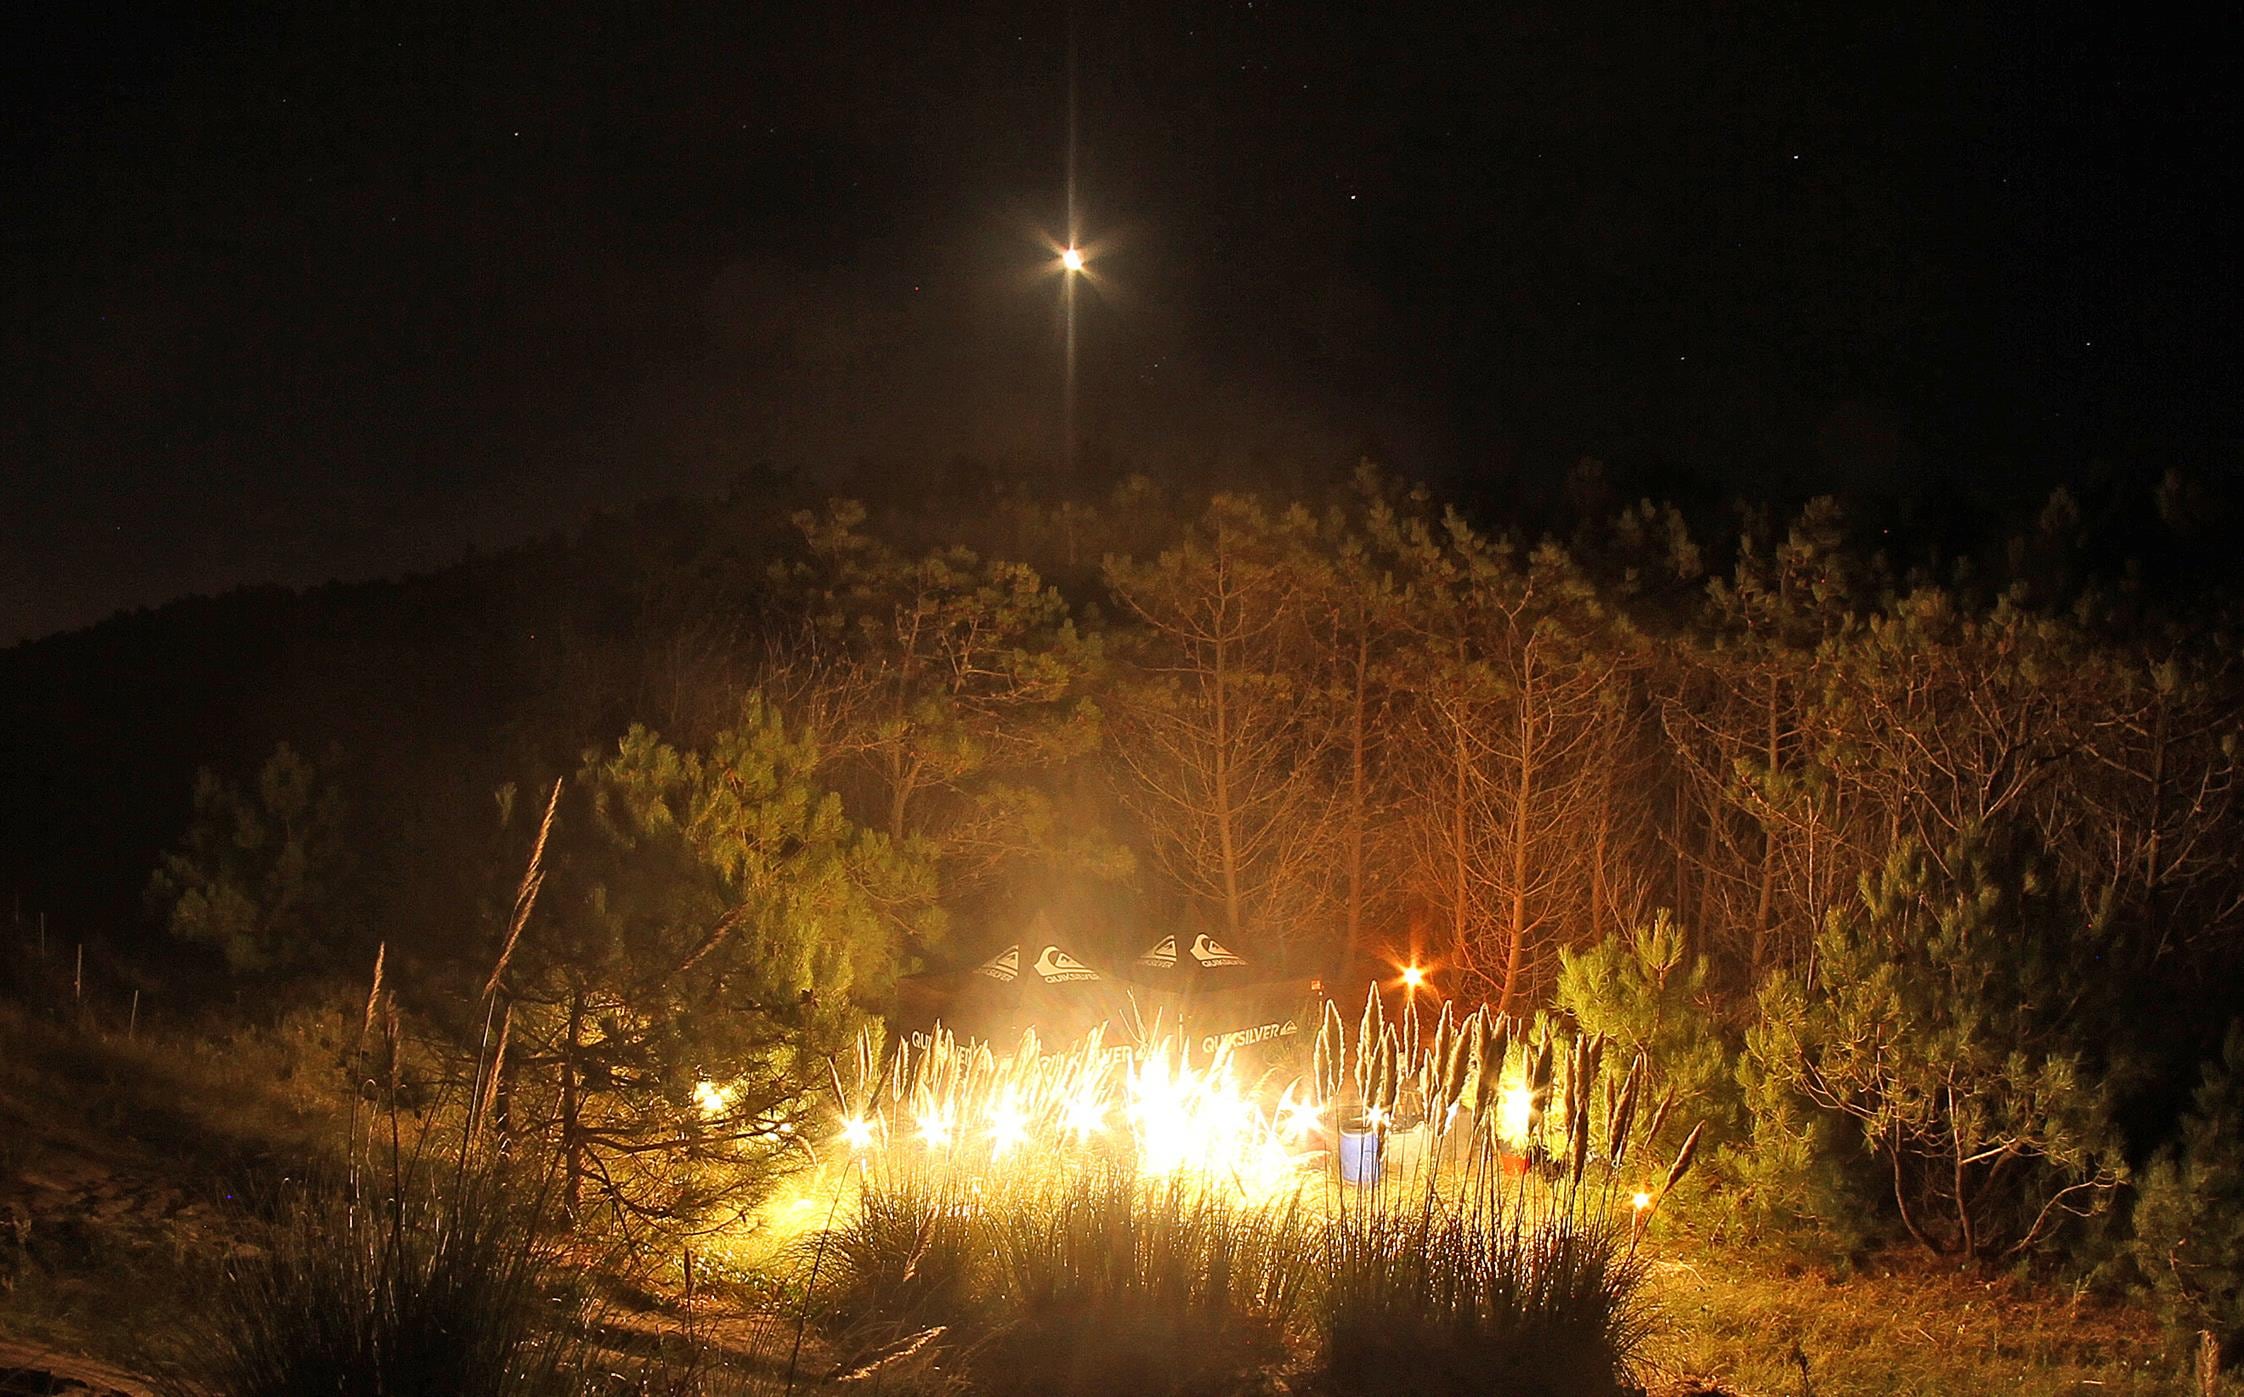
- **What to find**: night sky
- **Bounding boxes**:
[5,2,2236,645]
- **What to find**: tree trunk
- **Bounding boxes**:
[1345,631,1369,971]
[1497,672,1535,1014]
[561,988,586,1219]
[1212,599,1244,941]
[1590,727,1612,940]
[1753,671,1780,973]
[1451,688,1471,974]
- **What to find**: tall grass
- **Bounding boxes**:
[806,1171,1314,1395]
[818,1175,992,1338]
[981,1171,1313,1396]
[163,1154,591,1397]
[1303,1010,1699,1396]
[1317,1195,1652,1396]
[793,998,1703,1395]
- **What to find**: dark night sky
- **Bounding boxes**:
[4,2,2236,644]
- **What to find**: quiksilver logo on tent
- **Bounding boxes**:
[1203,1018,1299,1054]
[1138,936,1178,967]
[1035,945,1100,982]
[974,945,1020,981]
[1190,934,1245,967]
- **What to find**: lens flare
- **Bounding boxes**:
[1064,1088,1106,1140]
[916,1108,954,1149]
[1499,1086,1535,1145]
[693,1079,737,1117]
[987,1095,1030,1158]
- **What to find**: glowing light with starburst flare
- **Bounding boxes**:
[987,1093,1031,1159]
[916,1106,955,1149]
[1064,1086,1106,1141]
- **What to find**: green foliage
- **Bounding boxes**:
[1732,1011,1880,1255]
[1744,825,2126,1261]
[498,694,940,1224]
[780,499,1110,898]
[1556,909,1741,1163]
[147,742,346,973]
[2130,1024,2244,1364]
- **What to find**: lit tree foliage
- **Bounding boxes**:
[1382,504,1630,1010]
[1747,826,2126,1260]
[778,500,1109,898]
[1556,909,1740,1163]
[491,697,937,1221]
[1105,495,1342,957]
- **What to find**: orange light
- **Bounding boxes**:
[1061,246,1085,272]
[1400,965,1425,990]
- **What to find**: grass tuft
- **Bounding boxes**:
[160,1155,589,1397]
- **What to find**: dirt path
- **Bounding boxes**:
[0,1337,160,1396]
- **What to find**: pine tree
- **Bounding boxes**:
[1746,824,2126,1261]
[2131,1025,2244,1364]
[148,742,346,973]
[492,696,937,1222]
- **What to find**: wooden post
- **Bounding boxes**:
[2200,1329,2221,1397]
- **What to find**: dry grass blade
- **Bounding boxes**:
[361,942,386,1040]
[1663,1120,1705,1195]
[484,777,561,998]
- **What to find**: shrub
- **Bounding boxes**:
[816,1177,992,1339]
[1743,826,2126,1262]
[147,742,347,974]
[981,1172,1311,1396]
[2131,1024,2244,1366]
[1315,1193,1653,1397]
[1556,909,1742,1162]
[165,1156,588,1397]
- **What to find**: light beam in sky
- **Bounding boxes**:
[1062,7,1079,478]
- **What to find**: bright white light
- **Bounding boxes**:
[1499,1086,1535,1145]
[1061,246,1085,272]
[1631,1190,1653,1212]
[1064,1088,1106,1140]
[693,1079,736,1117]
[839,1116,876,1152]
[987,1095,1029,1158]
[1275,1086,1323,1144]
[1400,965,1426,990]
[916,1109,953,1148]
